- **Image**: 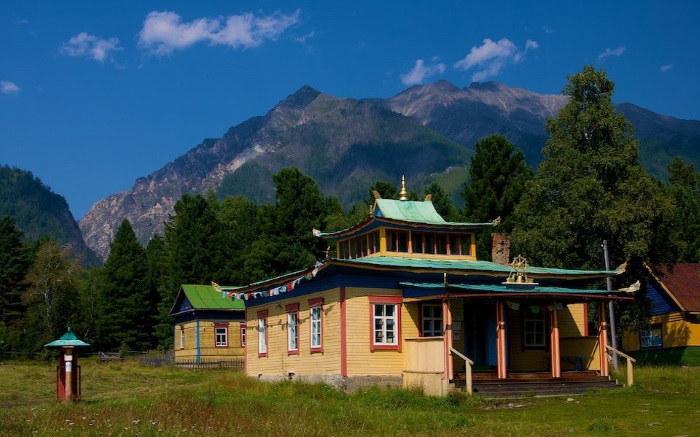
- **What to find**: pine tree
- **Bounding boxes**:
[462,134,532,260]
[97,219,152,351]
[0,217,30,330]
[666,157,700,262]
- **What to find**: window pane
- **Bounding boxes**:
[436,234,447,254]
[424,234,434,254]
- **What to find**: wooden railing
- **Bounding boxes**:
[605,344,636,386]
[450,347,474,395]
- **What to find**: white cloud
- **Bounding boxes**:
[660,64,673,72]
[60,32,122,62]
[598,46,626,61]
[542,25,556,34]
[1,81,20,95]
[400,58,446,86]
[138,10,300,56]
[454,38,537,82]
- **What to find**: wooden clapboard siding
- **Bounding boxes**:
[246,288,342,377]
[507,309,547,371]
[174,320,245,360]
[559,304,586,336]
[623,312,700,352]
[344,287,418,376]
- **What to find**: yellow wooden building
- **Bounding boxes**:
[233,183,632,394]
[622,264,700,361]
[170,284,246,362]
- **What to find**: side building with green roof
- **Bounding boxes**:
[170,284,246,363]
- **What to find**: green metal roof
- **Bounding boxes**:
[400,282,623,295]
[338,256,621,278]
[44,328,90,348]
[181,284,245,310]
[374,199,493,227]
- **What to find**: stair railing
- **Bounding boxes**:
[450,347,475,395]
[605,344,636,386]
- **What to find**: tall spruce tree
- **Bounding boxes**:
[0,216,30,350]
[462,134,532,260]
[97,219,152,351]
[666,157,700,262]
[425,182,457,221]
[512,66,680,277]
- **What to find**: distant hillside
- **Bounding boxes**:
[79,81,700,260]
[0,165,96,264]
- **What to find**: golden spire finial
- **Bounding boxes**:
[398,175,408,200]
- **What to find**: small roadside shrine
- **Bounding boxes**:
[44,327,90,401]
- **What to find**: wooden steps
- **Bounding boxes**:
[453,371,622,397]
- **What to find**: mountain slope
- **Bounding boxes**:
[79,81,700,261]
[0,165,96,263]
[80,86,469,259]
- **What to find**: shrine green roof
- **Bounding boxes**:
[336,256,622,279]
[44,328,90,348]
[181,284,245,310]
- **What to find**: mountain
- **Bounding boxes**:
[0,165,96,264]
[79,81,700,261]
[80,86,469,259]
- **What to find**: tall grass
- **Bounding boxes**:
[1,358,699,436]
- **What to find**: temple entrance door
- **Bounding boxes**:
[464,302,498,368]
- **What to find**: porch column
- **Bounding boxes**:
[549,308,561,378]
[496,301,507,379]
[598,301,609,377]
[443,298,453,381]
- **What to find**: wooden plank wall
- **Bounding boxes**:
[246,288,342,377]
[174,320,245,360]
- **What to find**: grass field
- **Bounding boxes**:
[0,358,698,436]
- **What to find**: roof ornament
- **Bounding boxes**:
[398,175,409,201]
[503,254,539,286]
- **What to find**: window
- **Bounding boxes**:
[258,310,268,357]
[309,298,324,352]
[435,234,448,254]
[422,304,443,337]
[369,296,402,350]
[215,323,229,347]
[524,310,547,347]
[640,325,662,349]
[240,323,247,347]
[386,230,408,253]
[179,325,184,349]
[286,303,299,355]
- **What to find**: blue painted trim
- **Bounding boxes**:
[195,317,200,364]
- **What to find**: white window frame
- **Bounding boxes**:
[287,311,299,353]
[258,314,267,356]
[240,322,246,347]
[310,305,322,350]
[179,325,185,349]
[215,325,228,347]
[373,303,398,347]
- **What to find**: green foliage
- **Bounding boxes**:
[0,165,92,263]
[665,157,700,262]
[22,239,81,350]
[424,182,457,221]
[512,66,681,277]
[97,219,152,351]
[0,216,30,330]
[462,134,532,259]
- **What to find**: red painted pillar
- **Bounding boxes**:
[496,301,508,379]
[550,309,561,378]
[598,302,609,377]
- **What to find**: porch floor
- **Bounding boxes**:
[454,371,622,397]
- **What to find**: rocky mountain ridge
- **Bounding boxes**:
[79,81,700,261]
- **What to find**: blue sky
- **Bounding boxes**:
[1,1,698,219]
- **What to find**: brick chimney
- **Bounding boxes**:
[491,233,511,265]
